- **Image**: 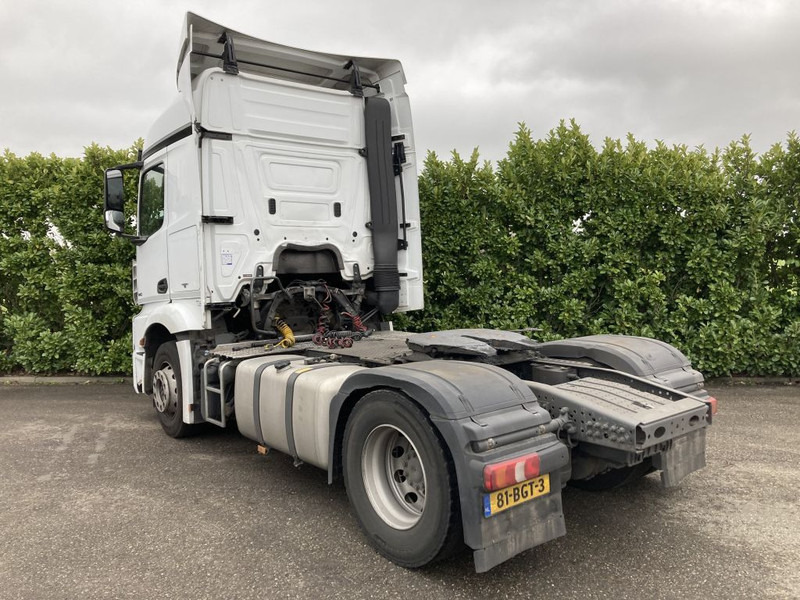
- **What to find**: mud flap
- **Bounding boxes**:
[473,486,566,573]
[654,429,707,488]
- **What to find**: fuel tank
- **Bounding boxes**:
[234,355,365,468]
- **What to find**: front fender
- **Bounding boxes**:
[133,300,206,406]
[133,300,206,339]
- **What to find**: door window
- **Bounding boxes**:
[138,165,165,237]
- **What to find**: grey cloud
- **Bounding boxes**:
[478,1,800,155]
[0,0,797,164]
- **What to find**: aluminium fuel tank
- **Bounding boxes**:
[234,356,365,469]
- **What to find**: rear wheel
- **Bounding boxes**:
[343,390,462,568]
[151,341,197,438]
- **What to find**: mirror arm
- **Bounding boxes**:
[113,232,147,245]
[112,161,143,172]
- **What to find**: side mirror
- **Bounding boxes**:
[104,169,125,233]
[102,161,142,241]
[104,209,125,233]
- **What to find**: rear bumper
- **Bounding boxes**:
[527,376,711,488]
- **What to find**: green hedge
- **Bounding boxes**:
[2,124,798,376]
[0,144,140,374]
[397,122,800,377]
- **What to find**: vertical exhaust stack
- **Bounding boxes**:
[363,96,400,315]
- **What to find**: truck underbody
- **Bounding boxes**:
[162,326,714,572]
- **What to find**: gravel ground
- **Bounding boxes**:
[0,382,797,599]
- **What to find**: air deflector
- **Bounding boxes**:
[364,96,400,315]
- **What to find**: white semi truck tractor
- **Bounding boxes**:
[102,13,716,572]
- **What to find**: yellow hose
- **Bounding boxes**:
[270,317,295,349]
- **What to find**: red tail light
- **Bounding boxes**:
[483,453,540,491]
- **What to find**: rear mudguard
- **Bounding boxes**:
[536,334,705,394]
[329,360,571,573]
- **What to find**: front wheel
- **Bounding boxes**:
[151,341,197,438]
[343,390,462,568]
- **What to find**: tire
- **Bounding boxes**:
[343,390,462,568]
[570,459,654,491]
[151,341,197,438]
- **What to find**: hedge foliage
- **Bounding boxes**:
[398,122,800,377]
[1,123,798,376]
[0,144,140,374]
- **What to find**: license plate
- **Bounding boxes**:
[483,474,550,517]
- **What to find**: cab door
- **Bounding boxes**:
[135,154,170,305]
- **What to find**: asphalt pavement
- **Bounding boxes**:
[0,382,797,600]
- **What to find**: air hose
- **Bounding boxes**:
[267,317,295,349]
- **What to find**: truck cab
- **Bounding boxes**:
[105,13,423,406]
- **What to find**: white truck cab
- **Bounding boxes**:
[105,14,423,408]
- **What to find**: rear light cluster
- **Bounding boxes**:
[483,452,540,491]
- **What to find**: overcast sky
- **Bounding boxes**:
[1,0,798,165]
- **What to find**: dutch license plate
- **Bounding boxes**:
[483,474,550,517]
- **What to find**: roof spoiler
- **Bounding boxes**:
[176,12,405,93]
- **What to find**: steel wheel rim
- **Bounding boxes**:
[361,424,427,530]
[152,363,177,415]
